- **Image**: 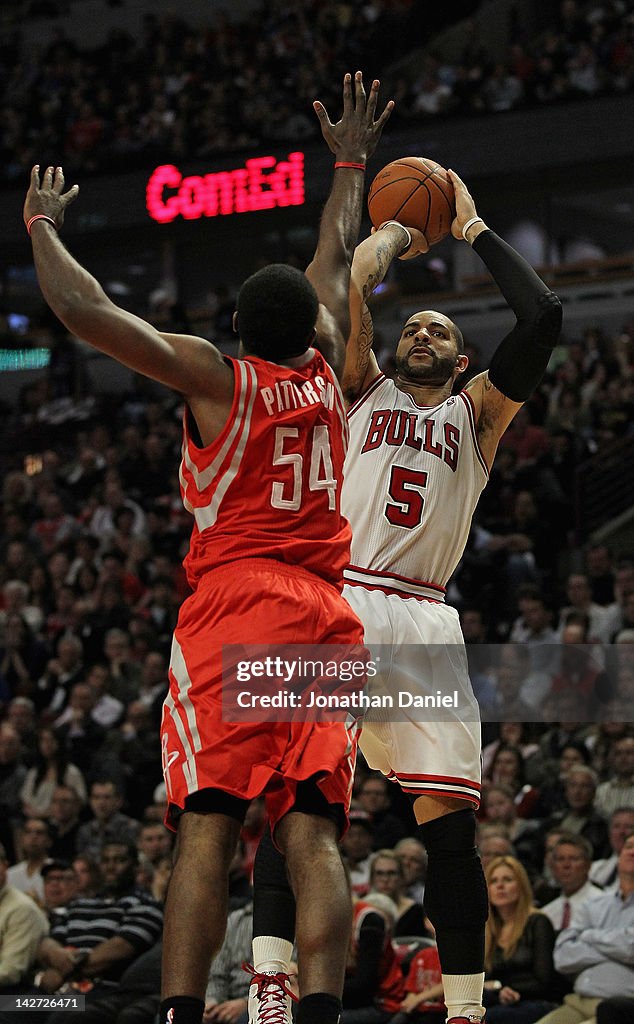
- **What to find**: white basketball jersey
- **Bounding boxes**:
[342,374,489,600]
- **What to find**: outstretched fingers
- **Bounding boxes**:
[353,70,366,109]
[342,71,354,116]
[365,78,380,121]
[374,97,394,131]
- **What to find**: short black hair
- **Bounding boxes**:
[451,322,465,354]
[237,264,319,361]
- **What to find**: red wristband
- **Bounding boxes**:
[334,161,366,171]
[26,214,57,236]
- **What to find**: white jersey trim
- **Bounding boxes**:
[386,770,481,803]
[193,362,258,532]
[347,373,386,418]
[343,565,446,603]
[458,390,490,478]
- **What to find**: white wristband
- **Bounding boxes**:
[379,220,412,256]
[462,216,484,241]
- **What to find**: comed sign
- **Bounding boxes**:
[146,152,305,223]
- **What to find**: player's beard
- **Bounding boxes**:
[395,350,456,387]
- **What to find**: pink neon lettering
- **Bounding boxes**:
[146,153,306,223]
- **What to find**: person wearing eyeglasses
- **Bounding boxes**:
[368,850,427,938]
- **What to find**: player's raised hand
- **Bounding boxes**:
[24,165,79,232]
[447,169,480,240]
[313,71,394,164]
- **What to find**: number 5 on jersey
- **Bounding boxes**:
[385,466,428,529]
[271,425,337,511]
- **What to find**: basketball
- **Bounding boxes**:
[367,157,456,246]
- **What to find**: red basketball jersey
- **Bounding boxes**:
[180,351,351,590]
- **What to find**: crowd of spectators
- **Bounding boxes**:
[1,0,633,185]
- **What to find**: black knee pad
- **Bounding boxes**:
[418,809,488,933]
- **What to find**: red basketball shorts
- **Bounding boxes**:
[161,558,364,831]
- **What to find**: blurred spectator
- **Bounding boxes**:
[548,618,612,718]
[203,901,253,1024]
[482,62,524,111]
[40,860,78,914]
[589,807,634,889]
[489,646,544,722]
[478,829,515,873]
[71,854,101,898]
[594,735,634,820]
[357,775,408,850]
[341,810,375,897]
[532,827,574,908]
[558,574,614,644]
[585,544,616,606]
[484,743,540,819]
[368,849,426,938]
[540,834,603,932]
[0,580,43,635]
[482,724,541,783]
[136,822,172,868]
[393,837,427,905]
[6,696,38,763]
[76,779,140,861]
[533,741,593,819]
[20,727,87,817]
[0,841,49,993]
[48,785,83,861]
[481,785,541,873]
[102,629,142,700]
[0,614,50,700]
[0,724,28,861]
[53,682,107,778]
[34,633,84,716]
[104,701,163,818]
[7,818,52,904]
[539,765,610,861]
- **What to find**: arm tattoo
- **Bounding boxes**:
[362,240,393,301]
[356,305,374,375]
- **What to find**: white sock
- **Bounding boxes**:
[442,972,485,1022]
[252,936,293,975]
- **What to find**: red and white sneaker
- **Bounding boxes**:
[243,963,297,1024]
[446,1015,485,1024]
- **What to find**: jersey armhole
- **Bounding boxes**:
[347,372,387,418]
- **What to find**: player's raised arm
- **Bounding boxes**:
[23,166,232,403]
[342,222,428,402]
[450,169,563,463]
[305,71,393,380]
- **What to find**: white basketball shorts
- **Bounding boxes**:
[343,584,481,807]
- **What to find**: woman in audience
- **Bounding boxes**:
[72,853,101,896]
[482,723,540,781]
[483,856,560,1022]
[485,743,540,818]
[20,726,87,817]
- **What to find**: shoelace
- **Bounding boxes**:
[242,963,298,1024]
